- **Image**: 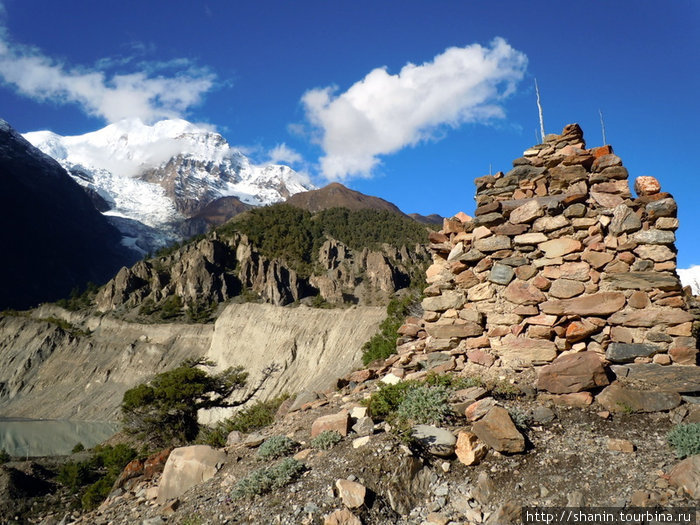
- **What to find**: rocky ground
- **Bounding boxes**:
[21,364,700,525]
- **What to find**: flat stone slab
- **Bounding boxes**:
[540,292,626,316]
[603,272,681,291]
[610,363,700,393]
[596,383,681,413]
[606,343,661,363]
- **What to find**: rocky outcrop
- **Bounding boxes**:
[96,231,427,312]
[0,303,385,421]
[0,119,137,310]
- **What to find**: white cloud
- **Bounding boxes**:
[267,143,303,166]
[301,37,528,181]
[0,26,215,123]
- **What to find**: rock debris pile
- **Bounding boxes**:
[392,124,699,409]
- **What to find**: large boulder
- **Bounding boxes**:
[156,445,227,503]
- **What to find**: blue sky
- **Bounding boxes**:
[0,1,699,265]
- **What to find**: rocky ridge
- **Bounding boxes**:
[96,222,428,313]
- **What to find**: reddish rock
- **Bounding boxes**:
[540,292,626,316]
[467,348,496,367]
[504,280,546,305]
[348,369,375,383]
[398,323,421,337]
[312,410,350,438]
[455,270,479,289]
[607,438,635,453]
[465,397,496,421]
[565,319,600,343]
[144,448,173,479]
[628,291,651,309]
[592,154,623,171]
[443,218,464,234]
[669,342,698,365]
[324,508,362,525]
[590,145,614,158]
[634,176,661,196]
[539,237,582,258]
[428,232,449,244]
[528,325,552,339]
[669,456,700,499]
[539,392,593,407]
[536,352,609,394]
[114,458,145,490]
[582,251,614,269]
[549,279,585,299]
[455,211,471,223]
[455,431,488,466]
[471,407,525,453]
[465,335,490,349]
[668,322,693,336]
[531,275,551,291]
[609,308,693,327]
[335,479,367,509]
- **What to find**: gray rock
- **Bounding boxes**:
[474,235,512,252]
[631,229,675,245]
[411,425,457,457]
[489,264,515,285]
[603,272,681,291]
[529,406,556,424]
[609,204,642,235]
[646,198,677,218]
[606,343,661,363]
[610,363,700,392]
[352,417,374,437]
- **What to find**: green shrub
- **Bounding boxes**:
[424,372,483,390]
[491,380,522,400]
[257,435,299,460]
[508,408,530,431]
[186,300,217,323]
[55,282,99,311]
[81,475,114,510]
[71,443,85,453]
[364,381,417,421]
[0,449,10,464]
[310,430,342,450]
[668,423,700,458]
[197,395,289,446]
[361,295,415,366]
[232,458,306,499]
[396,384,451,426]
[159,295,183,320]
[57,461,96,492]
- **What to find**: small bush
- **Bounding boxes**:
[424,372,483,390]
[491,380,522,400]
[198,395,289,446]
[57,461,96,492]
[81,476,114,510]
[72,443,85,453]
[361,295,415,366]
[232,458,306,499]
[257,435,299,460]
[364,381,417,421]
[396,384,451,426]
[0,449,10,464]
[310,430,342,450]
[668,423,700,458]
[508,408,530,431]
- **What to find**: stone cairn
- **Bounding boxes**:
[389,123,700,411]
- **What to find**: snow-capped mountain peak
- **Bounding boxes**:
[23,118,315,253]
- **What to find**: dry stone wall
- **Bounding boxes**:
[396,124,698,397]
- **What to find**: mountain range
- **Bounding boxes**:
[23,119,315,254]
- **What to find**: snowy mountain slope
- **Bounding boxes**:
[24,119,314,253]
[678,266,700,295]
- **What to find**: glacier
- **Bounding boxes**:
[24,118,314,253]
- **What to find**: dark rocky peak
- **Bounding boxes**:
[0,118,139,310]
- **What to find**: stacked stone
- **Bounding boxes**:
[394,124,697,395]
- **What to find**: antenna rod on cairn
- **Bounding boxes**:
[535,79,545,142]
[599,109,607,145]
